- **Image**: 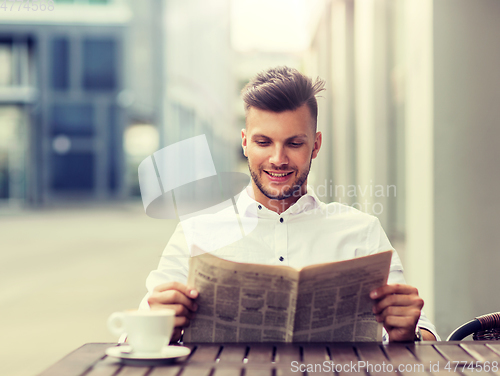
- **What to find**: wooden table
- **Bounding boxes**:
[37,342,500,376]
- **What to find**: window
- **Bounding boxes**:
[82,38,117,91]
[51,153,94,190]
[51,103,94,136]
[51,37,69,90]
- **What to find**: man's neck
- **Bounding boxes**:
[249,183,307,214]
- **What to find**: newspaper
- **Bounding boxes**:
[183,250,392,343]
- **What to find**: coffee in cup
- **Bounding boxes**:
[107,309,175,354]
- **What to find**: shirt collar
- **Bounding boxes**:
[235,185,322,218]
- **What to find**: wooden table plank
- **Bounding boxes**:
[178,367,214,376]
[213,368,253,376]
[246,344,274,364]
[276,369,306,376]
[396,367,432,376]
[188,344,221,363]
[457,365,500,376]
[460,371,498,376]
[37,343,110,376]
[355,343,388,362]
[487,344,500,356]
[408,343,446,363]
[84,356,122,376]
[382,344,417,363]
[217,345,247,363]
[317,345,363,376]
[434,343,477,363]
[274,344,300,364]
[327,344,358,363]
[242,369,274,376]
[355,343,399,376]
[382,344,426,375]
[147,366,184,376]
[336,370,367,376]
[302,345,329,363]
[116,366,152,376]
[461,343,500,362]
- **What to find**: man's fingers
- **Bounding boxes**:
[375,306,421,322]
[175,316,191,328]
[150,303,195,318]
[372,294,423,314]
[383,315,416,329]
[149,289,198,312]
[153,281,198,299]
[370,284,418,299]
[376,305,420,317]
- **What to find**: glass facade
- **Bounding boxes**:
[46,35,121,195]
[82,38,117,91]
[51,37,70,90]
[51,103,94,136]
[0,24,125,204]
[51,153,95,190]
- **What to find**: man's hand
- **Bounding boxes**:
[370,284,434,342]
[147,281,198,342]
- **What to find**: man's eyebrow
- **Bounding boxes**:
[251,134,271,140]
[286,134,308,140]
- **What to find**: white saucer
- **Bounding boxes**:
[106,345,191,360]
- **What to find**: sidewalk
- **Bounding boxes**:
[0,202,178,376]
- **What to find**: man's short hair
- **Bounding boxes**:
[241,66,325,127]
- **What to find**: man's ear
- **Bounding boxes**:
[312,131,322,159]
[241,129,248,157]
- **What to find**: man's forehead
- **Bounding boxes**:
[245,105,316,134]
[251,133,309,140]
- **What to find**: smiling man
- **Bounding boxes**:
[142,66,439,342]
[242,103,320,213]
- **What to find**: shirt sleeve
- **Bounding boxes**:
[368,217,441,341]
[138,222,191,310]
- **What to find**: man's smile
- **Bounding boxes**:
[263,170,295,184]
[264,170,294,177]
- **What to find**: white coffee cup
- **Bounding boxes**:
[107,309,175,354]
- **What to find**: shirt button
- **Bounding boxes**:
[279,256,284,262]
[279,218,284,223]
[258,205,262,210]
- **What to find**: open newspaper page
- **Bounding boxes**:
[183,252,300,343]
[292,250,393,342]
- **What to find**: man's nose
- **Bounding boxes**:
[269,146,288,166]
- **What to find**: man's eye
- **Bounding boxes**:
[289,143,303,147]
[256,141,269,146]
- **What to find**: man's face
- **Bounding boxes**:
[241,104,322,209]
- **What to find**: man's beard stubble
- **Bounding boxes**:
[248,155,313,201]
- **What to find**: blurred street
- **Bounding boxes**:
[0,203,177,376]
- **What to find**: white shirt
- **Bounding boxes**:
[140,186,439,340]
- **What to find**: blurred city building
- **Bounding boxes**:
[0,0,132,206]
[0,0,165,206]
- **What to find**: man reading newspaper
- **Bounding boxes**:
[140,67,439,342]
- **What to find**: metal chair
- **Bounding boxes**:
[447,312,500,341]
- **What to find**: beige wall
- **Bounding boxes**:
[310,0,500,339]
[433,0,500,338]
